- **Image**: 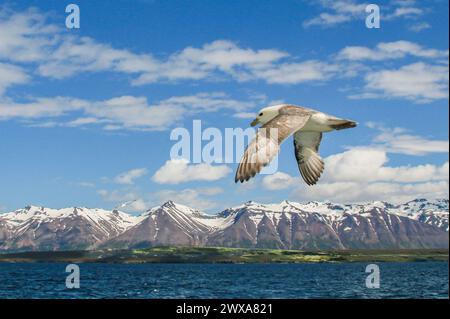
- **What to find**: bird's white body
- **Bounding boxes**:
[255,105,337,133]
[301,112,336,132]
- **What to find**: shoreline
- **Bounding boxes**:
[0,247,448,264]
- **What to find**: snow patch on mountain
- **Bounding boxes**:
[0,205,143,237]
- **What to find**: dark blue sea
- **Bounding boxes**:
[0,262,448,299]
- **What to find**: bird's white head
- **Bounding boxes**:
[250,104,284,127]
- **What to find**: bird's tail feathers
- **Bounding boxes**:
[328,118,358,130]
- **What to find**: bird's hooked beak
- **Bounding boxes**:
[250,118,259,127]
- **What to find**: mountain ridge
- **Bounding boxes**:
[0,198,448,252]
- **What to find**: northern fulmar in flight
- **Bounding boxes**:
[235,104,357,185]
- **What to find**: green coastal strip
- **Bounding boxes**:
[0,247,448,263]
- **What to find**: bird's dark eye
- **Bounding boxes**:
[259,112,263,116]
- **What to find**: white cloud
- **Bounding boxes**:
[97,190,149,213]
[304,0,428,28]
[0,8,160,83]
[303,13,352,28]
[119,199,149,212]
[0,92,254,131]
[0,7,58,63]
[250,60,338,84]
[37,36,160,80]
[152,159,231,184]
[355,62,449,102]
[98,184,224,212]
[408,22,431,32]
[114,168,148,185]
[367,124,449,156]
[339,41,449,103]
[0,63,29,95]
[0,96,86,120]
[294,180,449,204]
[385,6,424,20]
[130,42,336,85]
[87,96,184,131]
[262,123,448,203]
[153,188,223,211]
[262,172,297,190]
[156,92,253,113]
[263,149,448,188]
[262,125,448,197]
[392,0,418,6]
[78,182,95,188]
[0,8,447,116]
[97,189,139,203]
[322,148,448,183]
[132,40,289,85]
[66,117,109,127]
[337,41,448,61]
[233,112,257,120]
[262,148,449,203]
[303,0,367,28]
[0,9,342,88]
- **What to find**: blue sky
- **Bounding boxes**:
[0,0,448,213]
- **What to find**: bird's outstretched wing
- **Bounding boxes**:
[293,131,324,186]
[235,112,311,183]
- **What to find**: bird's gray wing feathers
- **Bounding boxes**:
[235,113,311,183]
[293,131,324,186]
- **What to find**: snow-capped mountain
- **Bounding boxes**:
[0,206,143,251]
[205,200,448,250]
[104,201,234,249]
[396,198,449,214]
[0,199,448,252]
[394,199,449,231]
[236,199,449,231]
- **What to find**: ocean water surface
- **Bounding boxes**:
[0,262,448,299]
